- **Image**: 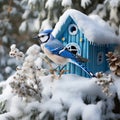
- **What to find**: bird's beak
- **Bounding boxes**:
[33,36,42,45]
[33,36,39,40]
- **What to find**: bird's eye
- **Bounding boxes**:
[41,35,44,38]
[40,35,49,43]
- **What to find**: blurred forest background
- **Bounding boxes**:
[0,0,120,80]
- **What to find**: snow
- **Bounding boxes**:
[26,44,41,55]
[81,0,91,8]
[0,75,14,102]
[91,4,107,20]
[28,0,37,6]
[110,7,119,23]
[33,18,40,31]
[52,9,120,45]
[22,9,31,19]
[39,74,108,120]
[0,96,26,120]
[19,18,40,33]
[8,96,26,117]
[34,57,43,69]
[62,0,72,7]
[1,44,120,119]
[1,72,120,119]
[45,0,55,9]
[5,67,12,74]
[19,21,27,33]
[2,35,8,43]
[45,0,93,8]
[105,0,120,7]
[40,19,53,30]
[10,44,16,50]
[82,101,102,120]
[29,19,40,32]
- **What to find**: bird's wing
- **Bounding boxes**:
[45,40,76,59]
[45,39,88,63]
[45,40,64,54]
[58,49,88,63]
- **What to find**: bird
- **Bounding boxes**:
[34,29,96,78]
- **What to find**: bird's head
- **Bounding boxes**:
[33,29,53,44]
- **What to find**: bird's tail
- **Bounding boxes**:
[76,54,88,63]
[70,60,96,78]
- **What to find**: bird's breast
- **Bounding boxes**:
[41,45,68,65]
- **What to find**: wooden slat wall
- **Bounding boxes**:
[56,16,116,77]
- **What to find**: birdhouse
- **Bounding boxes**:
[52,9,119,77]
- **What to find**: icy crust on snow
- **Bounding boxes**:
[52,9,120,45]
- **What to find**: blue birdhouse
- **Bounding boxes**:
[52,9,119,77]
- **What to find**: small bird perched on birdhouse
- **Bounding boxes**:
[34,29,96,78]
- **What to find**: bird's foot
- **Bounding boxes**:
[50,68,67,79]
[50,68,60,80]
[49,65,67,79]
[49,68,57,74]
[58,69,68,78]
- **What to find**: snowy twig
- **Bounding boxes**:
[95,72,114,96]
[9,44,45,102]
[9,44,25,62]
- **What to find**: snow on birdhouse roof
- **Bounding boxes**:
[52,9,120,45]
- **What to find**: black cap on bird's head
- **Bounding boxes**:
[33,29,53,44]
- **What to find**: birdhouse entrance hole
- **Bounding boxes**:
[66,43,81,55]
[68,24,78,35]
[97,52,104,65]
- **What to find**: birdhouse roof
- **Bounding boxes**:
[52,9,120,45]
